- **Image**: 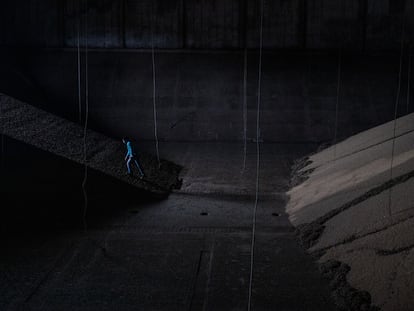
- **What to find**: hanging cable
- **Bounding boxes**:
[0,96,4,173]
[242,0,248,173]
[242,48,248,171]
[407,45,412,114]
[388,11,406,217]
[247,0,264,309]
[333,49,342,161]
[151,4,161,168]
[82,0,89,232]
[77,0,82,124]
[242,47,248,172]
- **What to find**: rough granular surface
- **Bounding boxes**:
[287,113,414,311]
[0,93,182,196]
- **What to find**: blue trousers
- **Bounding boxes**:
[126,156,144,176]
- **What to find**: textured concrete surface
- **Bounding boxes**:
[1,49,411,143]
[0,142,338,310]
[1,0,413,50]
[287,113,414,310]
[0,93,181,195]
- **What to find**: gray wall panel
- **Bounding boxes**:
[1,0,413,50]
[247,0,303,48]
[1,50,409,143]
[0,0,61,47]
[64,0,123,48]
[185,0,241,48]
[365,0,412,50]
[125,0,183,48]
[306,0,363,49]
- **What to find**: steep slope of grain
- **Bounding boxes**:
[287,113,414,311]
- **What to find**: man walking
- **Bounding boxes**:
[122,137,145,178]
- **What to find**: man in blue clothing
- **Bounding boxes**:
[122,137,145,178]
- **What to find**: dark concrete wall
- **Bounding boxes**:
[1,49,412,143]
[1,1,413,143]
[1,0,414,50]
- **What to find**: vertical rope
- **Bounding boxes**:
[77,0,82,124]
[333,49,342,160]
[151,4,161,167]
[407,45,412,114]
[388,12,406,216]
[247,0,264,309]
[0,96,4,174]
[242,47,248,171]
[82,0,89,232]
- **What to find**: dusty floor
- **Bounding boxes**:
[1,142,336,311]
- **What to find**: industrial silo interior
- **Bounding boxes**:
[1,1,414,310]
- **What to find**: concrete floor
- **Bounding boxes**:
[0,142,336,311]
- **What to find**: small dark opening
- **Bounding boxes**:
[272,213,280,217]
[200,212,209,216]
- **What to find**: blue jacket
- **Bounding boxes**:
[126,141,134,157]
